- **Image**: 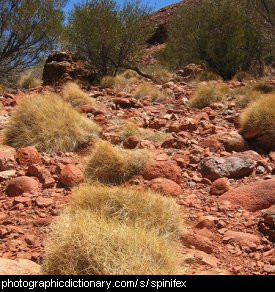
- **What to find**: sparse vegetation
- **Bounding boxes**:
[70,184,183,239]
[65,0,152,78]
[5,93,101,153]
[189,83,229,109]
[100,75,137,91]
[121,122,171,142]
[161,0,269,80]
[240,93,275,149]
[234,87,261,108]
[62,82,97,107]
[133,83,170,102]
[252,81,274,94]
[191,71,222,82]
[17,71,41,89]
[85,140,151,185]
[0,84,5,95]
[0,0,65,84]
[43,209,183,275]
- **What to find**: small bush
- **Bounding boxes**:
[70,185,183,239]
[252,81,274,94]
[240,93,275,149]
[233,86,261,108]
[43,209,183,275]
[189,83,229,109]
[5,93,101,153]
[152,68,173,84]
[17,72,41,89]
[121,122,171,142]
[233,71,253,82]
[85,140,151,185]
[100,75,137,91]
[62,82,96,107]
[191,71,222,82]
[133,83,169,102]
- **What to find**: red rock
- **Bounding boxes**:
[0,170,16,182]
[210,178,230,196]
[93,114,106,124]
[142,160,182,184]
[123,135,140,149]
[223,230,261,246]
[200,138,223,152]
[78,104,96,113]
[148,178,182,197]
[16,146,42,166]
[112,98,141,109]
[219,178,275,211]
[181,230,214,254]
[6,176,39,197]
[35,197,54,208]
[0,259,41,275]
[13,196,32,206]
[60,164,83,187]
[269,152,275,162]
[196,216,216,230]
[0,152,17,171]
[216,131,249,152]
[33,218,52,227]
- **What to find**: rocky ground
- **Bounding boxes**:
[0,75,274,275]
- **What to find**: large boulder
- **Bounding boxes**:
[219,178,275,211]
[200,154,256,181]
[215,131,250,152]
[42,51,90,85]
[148,178,182,197]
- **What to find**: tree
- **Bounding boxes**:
[64,0,152,78]
[160,0,268,80]
[0,0,66,84]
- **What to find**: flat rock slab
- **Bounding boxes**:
[0,259,41,275]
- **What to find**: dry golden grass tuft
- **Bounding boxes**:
[120,69,139,80]
[233,71,253,82]
[17,72,41,89]
[43,209,183,275]
[233,86,261,108]
[191,71,222,82]
[240,93,275,149]
[85,140,151,185]
[62,82,97,107]
[4,93,101,153]
[121,121,171,142]
[100,75,137,91]
[133,83,170,102]
[189,83,229,109]
[252,81,274,94]
[151,67,173,84]
[0,84,5,95]
[70,184,183,239]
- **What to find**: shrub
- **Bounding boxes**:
[233,71,253,82]
[5,93,101,153]
[0,0,65,84]
[85,140,151,184]
[65,0,152,77]
[133,83,170,102]
[189,83,229,109]
[252,81,274,94]
[120,69,139,79]
[62,82,97,107]
[161,0,266,80]
[43,209,183,275]
[240,93,275,149]
[121,122,171,142]
[17,72,41,89]
[191,71,222,82]
[70,184,183,239]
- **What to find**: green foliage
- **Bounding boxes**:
[160,0,268,80]
[0,0,65,84]
[65,0,152,78]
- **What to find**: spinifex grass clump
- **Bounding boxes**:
[85,140,151,185]
[5,93,101,153]
[233,86,261,108]
[43,210,183,275]
[120,122,171,142]
[100,75,137,91]
[70,184,183,239]
[133,83,170,102]
[62,82,97,107]
[189,83,229,109]
[240,93,275,149]
[17,72,41,89]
